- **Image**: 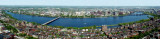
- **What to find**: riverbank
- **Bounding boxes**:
[117,12,156,26]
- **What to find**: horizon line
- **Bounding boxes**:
[0,5,160,7]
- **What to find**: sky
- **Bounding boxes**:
[0,0,160,6]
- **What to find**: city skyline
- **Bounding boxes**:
[0,0,160,6]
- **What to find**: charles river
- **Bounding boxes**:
[6,11,151,28]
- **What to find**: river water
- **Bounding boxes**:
[6,11,151,27]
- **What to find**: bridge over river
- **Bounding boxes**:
[42,17,60,25]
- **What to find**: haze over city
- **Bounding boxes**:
[0,0,160,6]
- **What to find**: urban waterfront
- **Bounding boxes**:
[1,0,160,39]
[6,11,151,27]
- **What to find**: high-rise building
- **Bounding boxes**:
[101,25,107,32]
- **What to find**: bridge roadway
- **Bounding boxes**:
[42,17,60,25]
